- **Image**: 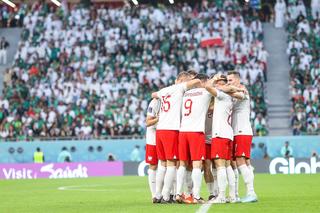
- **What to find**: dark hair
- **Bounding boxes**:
[62,147,67,151]
[227,71,241,78]
[186,69,198,77]
[218,74,228,83]
[194,73,209,81]
[176,71,189,80]
[36,147,41,152]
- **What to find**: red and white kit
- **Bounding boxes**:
[156,83,187,161]
[211,90,234,160]
[232,93,253,159]
[205,109,213,160]
[145,99,161,165]
[179,88,211,161]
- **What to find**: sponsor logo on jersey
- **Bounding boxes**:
[148,156,152,161]
[216,154,219,158]
[242,152,245,156]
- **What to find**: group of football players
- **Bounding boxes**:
[145,70,258,204]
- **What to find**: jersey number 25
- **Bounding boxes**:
[161,95,171,112]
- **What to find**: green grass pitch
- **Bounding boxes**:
[1,174,320,213]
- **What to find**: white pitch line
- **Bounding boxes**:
[196,203,212,213]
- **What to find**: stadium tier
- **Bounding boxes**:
[286,1,320,135]
[1,1,268,140]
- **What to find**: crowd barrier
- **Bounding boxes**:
[0,136,319,163]
[1,157,319,180]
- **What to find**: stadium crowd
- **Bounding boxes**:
[0,0,268,140]
[286,0,320,135]
[0,4,27,28]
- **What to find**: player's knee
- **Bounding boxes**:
[149,164,157,170]
[236,157,246,167]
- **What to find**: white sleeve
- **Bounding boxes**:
[180,82,187,92]
[216,90,226,100]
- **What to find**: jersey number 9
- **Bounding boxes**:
[184,99,193,116]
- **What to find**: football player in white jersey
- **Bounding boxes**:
[205,74,245,204]
[176,74,211,204]
[203,99,219,200]
[227,71,258,203]
[145,98,161,203]
[151,72,201,203]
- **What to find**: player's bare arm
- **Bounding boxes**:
[146,115,159,127]
[229,91,246,100]
[151,92,159,99]
[205,83,218,97]
[186,79,202,90]
[219,84,245,94]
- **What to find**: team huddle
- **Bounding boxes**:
[145,70,258,204]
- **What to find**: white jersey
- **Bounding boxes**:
[146,99,161,145]
[205,109,213,144]
[180,88,211,132]
[231,93,253,136]
[156,83,187,130]
[212,90,234,140]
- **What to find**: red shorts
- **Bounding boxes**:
[234,135,253,159]
[179,132,205,161]
[205,144,211,160]
[156,130,179,161]
[145,144,158,165]
[211,137,233,160]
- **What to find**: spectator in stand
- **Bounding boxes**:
[0,37,9,64]
[280,141,294,158]
[57,147,72,163]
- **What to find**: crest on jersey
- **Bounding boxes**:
[148,156,153,160]
[173,155,177,159]
[201,156,205,160]
[242,152,245,156]
[216,154,219,158]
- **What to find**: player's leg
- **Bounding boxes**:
[231,160,240,200]
[186,132,205,204]
[185,163,193,198]
[176,132,188,202]
[155,131,167,201]
[212,158,227,203]
[204,159,215,200]
[209,137,230,204]
[226,160,236,202]
[191,160,205,203]
[146,144,158,202]
[176,160,187,203]
[234,135,257,202]
[148,164,157,202]
[211,162,218,197]
[161,130,179,203]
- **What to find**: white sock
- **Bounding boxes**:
[171,168,177,196]
[216,167,227,198]
[248,164,256,195]
[226,166,236,199]
[185,170,193,195]
[155,165,166,199]
[212,168,218,196]
[176,166,186,195]
[192,168,202,200]
[161,166,176,201]
[233,168,239,197]
[148,169,156,198]
[206,182,214,195]
[238,164,255,196]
